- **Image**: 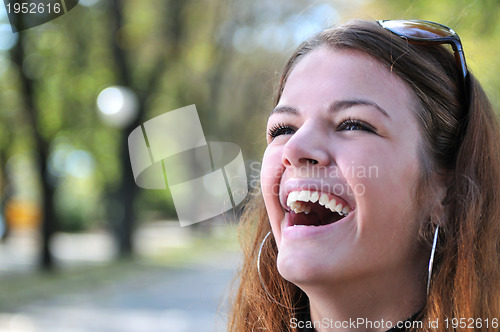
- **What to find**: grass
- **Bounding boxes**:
[1,260,150,311]
[146,225,240,266]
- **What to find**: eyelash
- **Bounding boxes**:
[337,118,375,132]
[267,118,375,140]
[268,123,296,139]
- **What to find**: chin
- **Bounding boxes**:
[276,245,333,285]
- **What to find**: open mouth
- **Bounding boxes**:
[286,190,352,227]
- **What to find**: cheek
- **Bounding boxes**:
[260,147,286,225]
[338,145,423,267]
[260,146,284,198]
[260,147,286,245]
[344,143,422,234]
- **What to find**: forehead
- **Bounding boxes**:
[279,47,417,118]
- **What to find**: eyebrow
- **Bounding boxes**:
[269,99,391,119]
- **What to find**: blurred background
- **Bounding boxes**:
[0,0,498,331]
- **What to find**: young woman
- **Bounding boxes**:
[228,20,500,331]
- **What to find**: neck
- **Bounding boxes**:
[301,263,426,332]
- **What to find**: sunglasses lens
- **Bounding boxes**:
[381,20,455,40]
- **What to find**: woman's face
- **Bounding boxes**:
[261,47,427,287]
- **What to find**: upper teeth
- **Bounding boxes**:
[286,190,351,216]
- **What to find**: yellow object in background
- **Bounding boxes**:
[5,200,41,230]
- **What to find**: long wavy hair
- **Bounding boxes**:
[228,20,500,331]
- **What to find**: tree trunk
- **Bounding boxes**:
[107,0,188,257]
[11,33,57,271]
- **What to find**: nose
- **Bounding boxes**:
[282,120,331,168]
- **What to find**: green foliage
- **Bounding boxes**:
[1,0,498,237]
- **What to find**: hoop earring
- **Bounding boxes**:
[427,224,440,296]
[257,231,307,310]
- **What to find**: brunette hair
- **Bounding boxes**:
[228,20,500,331]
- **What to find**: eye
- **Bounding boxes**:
[337,118,375,133]
[268,122,296,139]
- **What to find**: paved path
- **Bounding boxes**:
[0,223,241,332]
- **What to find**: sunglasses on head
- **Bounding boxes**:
[378,19,469,100]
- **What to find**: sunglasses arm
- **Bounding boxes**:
[449,40,468,81]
